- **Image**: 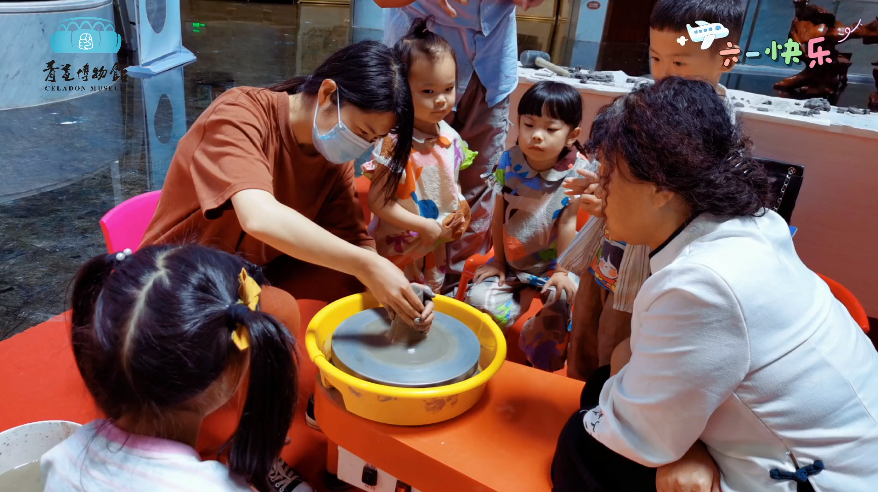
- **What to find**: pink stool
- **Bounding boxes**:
[99,190,161,254]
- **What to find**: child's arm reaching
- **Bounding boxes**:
[368,166,448,247]
[474,194,508,285]
[543,195,581,302]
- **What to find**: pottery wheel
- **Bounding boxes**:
[331,308,481,388]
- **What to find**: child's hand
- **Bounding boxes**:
[580,194,604,218]
[442,200,471,241]
[418,220,445,246]
[563,169,600,196]
[474,262,506,286]
[543,272,577,302]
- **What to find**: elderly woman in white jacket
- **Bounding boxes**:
[551,77,878,492]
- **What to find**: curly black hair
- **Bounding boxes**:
[587,77,771,218]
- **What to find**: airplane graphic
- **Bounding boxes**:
[686,20,729,49]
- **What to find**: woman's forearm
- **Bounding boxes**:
[232,189,372,277]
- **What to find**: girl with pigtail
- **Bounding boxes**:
[41,244,312,492]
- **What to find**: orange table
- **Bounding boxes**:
[315,361,585,492]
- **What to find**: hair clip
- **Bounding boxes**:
[114,248,133,262]
[231,268,262,351]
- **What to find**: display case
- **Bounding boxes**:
[726,0,878,109]
[516,0,572,59]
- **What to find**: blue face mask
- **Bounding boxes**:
[312,94,374,164]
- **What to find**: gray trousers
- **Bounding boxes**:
[444,72,511,286]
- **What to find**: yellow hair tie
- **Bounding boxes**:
[231,268,261,351]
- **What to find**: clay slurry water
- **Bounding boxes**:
[331,308,481,388]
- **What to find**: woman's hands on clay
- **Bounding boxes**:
[474,262,506,286]
[359,258,425,326]
[543,271,577,302]
[414,297,435,333]
[563,169,604,218]
[385,283,436,332]
[656,441,722,492]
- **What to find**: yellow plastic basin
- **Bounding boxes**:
[305,293,506,426]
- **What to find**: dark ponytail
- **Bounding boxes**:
[69,244,298,491]
[70,253,121,400]
[226,306,297,492]
[268,41,414,192]
[587,77,771,217]
[394,17,456,71]
[70,254,116,338]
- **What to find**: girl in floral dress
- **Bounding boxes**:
[364,18,474,294]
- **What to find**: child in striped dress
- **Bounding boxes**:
[466,81,587,371]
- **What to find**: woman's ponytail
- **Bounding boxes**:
[226,307,298,492]
[267,75,309,95]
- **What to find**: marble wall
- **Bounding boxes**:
[0,0,121,110]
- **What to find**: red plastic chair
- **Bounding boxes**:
[817,274,870,334]
[99,190,162,254]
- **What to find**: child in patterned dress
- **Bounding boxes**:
[466,81,589,371]
[364,18,475,294]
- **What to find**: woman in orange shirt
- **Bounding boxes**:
[142,41,433,334]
